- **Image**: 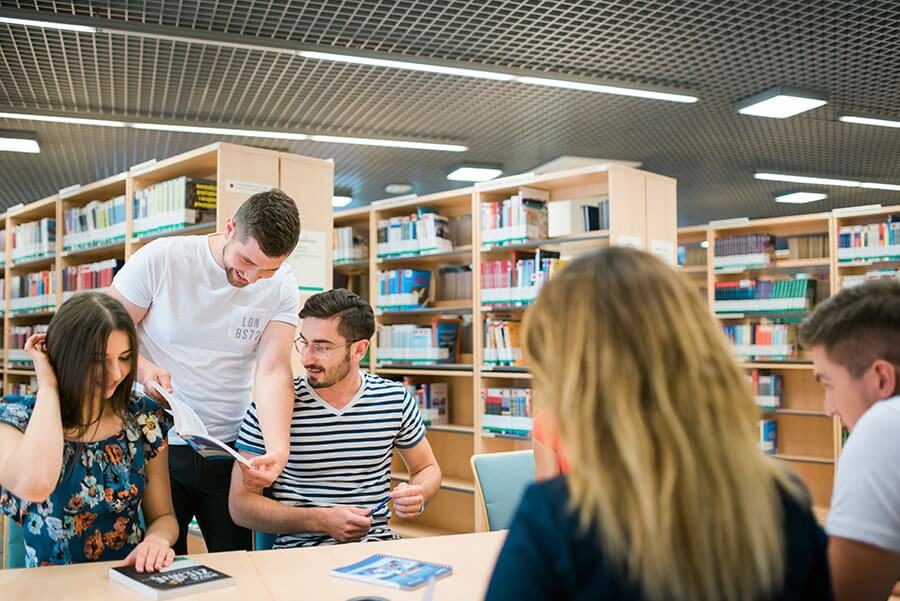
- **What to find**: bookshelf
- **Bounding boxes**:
[831,205,900,291]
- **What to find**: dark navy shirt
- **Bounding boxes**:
[486,476,832,601]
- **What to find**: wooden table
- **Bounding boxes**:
[250,531,506,601]
[0,531,507,601]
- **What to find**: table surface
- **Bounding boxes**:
[0,531,507,601]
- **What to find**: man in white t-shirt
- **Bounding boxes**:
[109,189,301,553]
[799,279,900,601]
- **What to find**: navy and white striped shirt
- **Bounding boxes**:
[235,371,426,548]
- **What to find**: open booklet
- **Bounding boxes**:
[147,381,252,468]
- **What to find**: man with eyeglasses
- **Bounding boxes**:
[109,189,301,554]
[228,288,442,547]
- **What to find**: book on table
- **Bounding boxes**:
[109,557,233,599]
[147,381,252,467]
[331,553,452,590]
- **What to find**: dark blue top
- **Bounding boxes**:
[485,476,832,601]
[0,394,172,567]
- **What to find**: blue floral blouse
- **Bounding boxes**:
[0,393,172,567]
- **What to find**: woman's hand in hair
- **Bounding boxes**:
[24,333,57,390]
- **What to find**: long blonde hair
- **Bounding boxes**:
[523,247,803,601]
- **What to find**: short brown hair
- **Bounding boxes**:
[799,279,900,376]
[299,288,375,342]
[233,188,301,257]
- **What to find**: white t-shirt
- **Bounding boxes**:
[827,395,900,552]
[113,235,299,442]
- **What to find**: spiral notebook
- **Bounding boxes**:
[331,553,452,590]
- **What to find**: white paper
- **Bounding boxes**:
[616,234,643,249]
[224,179,272,196]
[650,239,676,265]
[289,229,328,292]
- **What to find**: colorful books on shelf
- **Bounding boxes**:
[109,557,233,599]
[10,270,55,314]
[376,269,432,310]
[437,266,473,302]
[759,418,777,455]
[837,216,900,262]
[331,554,452,591]
[404,380,449,426]
[714,277,816,313]
[377,318,461,365]
[8,324,49,368]
[481,187,549,247]
[132,176,217,238]
[713,234,775,270]
[62,259,123,300]
[482,387,533,438]
[334,225,369,263]
[481,250,562,306]
[723,323,796,360]
[63,195,127,251]
[842,268,900,289]
[547,197,609,237]
[7,375,38,396]
[376,209,453,258]
[749,369,784,410]
[12,218,56,264]
[483,318,523,366]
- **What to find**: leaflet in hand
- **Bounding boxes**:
[331,554,452,590]
[147,381,252,468]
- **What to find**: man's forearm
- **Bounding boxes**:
[253,363,293,461]
[230,490,323,534]
[409,464,442,503]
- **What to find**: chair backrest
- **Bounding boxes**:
[254,531,278,551]
[3,517,25,569]
[470,450,535,531]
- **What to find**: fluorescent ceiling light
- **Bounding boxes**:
[0,130,39,153]
[384,183,413,194]
[736,86,826,118]
[132,122,308,141]
[332,195,353,208]
[298,51,515,81]
[774,191,827,204]
[860,182,900,191]
[517,77,698,103]
[447,163,504,182]
[839,114,900,128]
[0,16,97,33]
[0,111,126,128]
[310,134,467,152]
[754,172,860,187]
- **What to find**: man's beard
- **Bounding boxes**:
[224,266,250,288]
[306,351,352,388]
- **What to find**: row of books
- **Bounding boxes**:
[785,233,828,260]
[481,250,562,305]
[376,210,452,258]
[547,198,609,237]
[63,196,127,251]
[12,218,56,264]
[8,324,49,367]
[713,278,816,313]
[481,187,549,247]
[376,269,431,310]
[436,266,472,302]
[842,268,900,289]
[749,369,785,410]
[678,245,707,268]
[837,216,900,262]
[482,387,533,438]
[713,234,775,269]
[377,319,461,365]
[133,176,216,238]
[333,272,369,300]
[10,270,55,314]
[7,375,38,396]
[402,380,449,426]
[62,259,123,299]
[722,323,796,360]
[334,225,368,263]
[483,318,523,367]
[759,418,777,455]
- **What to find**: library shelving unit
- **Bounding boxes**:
[333,206,372,301]
[830,204,900,292]
[678,211,841,513]
[349,163,677,536]
[676,225,709,303]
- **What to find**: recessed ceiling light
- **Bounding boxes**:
[0,15,97,33]
[0,130,40,153]
[737,86,827,118]
[838,114,900,129]
[774,191,827,204]
[384,183,413,195]
[447,163,504,182]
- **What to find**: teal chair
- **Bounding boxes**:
[3,517,25,569]
[470,450,535,531]
[254,531,277,551]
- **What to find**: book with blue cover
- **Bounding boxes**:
[331,553,452,590]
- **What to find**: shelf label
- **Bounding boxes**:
[708,216,750,228]
[616,234,643,249]
[371,194,418,209]
[225,179,272,196]
[832,204,883,217]
[474,172,535,191]
[129,159,157,175]
[58,184,82,199]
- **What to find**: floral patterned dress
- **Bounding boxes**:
[0,393,172,567]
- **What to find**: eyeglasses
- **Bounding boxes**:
[293,337,357,358]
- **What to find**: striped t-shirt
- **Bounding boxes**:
[235,370,426,548]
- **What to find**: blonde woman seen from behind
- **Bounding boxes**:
[485,247,831,601]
